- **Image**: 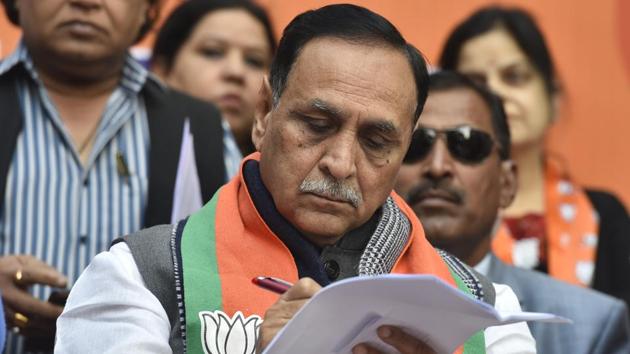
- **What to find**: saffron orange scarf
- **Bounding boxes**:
[180,153,481,354]
[493,157,598,286]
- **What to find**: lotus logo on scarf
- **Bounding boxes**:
[200,310,262,354]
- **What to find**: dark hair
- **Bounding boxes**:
[1,0,161,43]
[439,6,557,96]
[152,0,276,72]
[270,4,429,122]
[429,71,511,160]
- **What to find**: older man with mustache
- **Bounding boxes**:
[56,5,534,353]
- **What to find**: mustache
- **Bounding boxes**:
[405,179,465,206]
[299,178,363,209]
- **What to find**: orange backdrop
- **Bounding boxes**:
[1,0,629,206]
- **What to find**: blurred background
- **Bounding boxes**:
[2,0,628,205]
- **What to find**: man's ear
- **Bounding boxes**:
[252,76,273,151]
[499,160,518,209]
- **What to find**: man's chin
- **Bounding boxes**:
[45,40,116,64]
[418,218,462,243]
[290,213,354,246]
[413,205,459,221]
[301,231,342,247]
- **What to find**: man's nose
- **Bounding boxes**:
[423,139,454,179]
[318,133,358,180]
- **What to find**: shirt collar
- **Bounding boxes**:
[473,252,492,275]
[0,40,37,79]
[0,40,156,94]
[118,53,150,94]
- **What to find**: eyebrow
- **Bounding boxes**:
[309,98,346,120]
[499,59,534,71]
[365,120,398,136]
[300,98,400,136]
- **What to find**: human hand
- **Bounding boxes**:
[0,255,68,338]
[256,277,321,353]
[352,326,437,354]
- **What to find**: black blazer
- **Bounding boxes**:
[588,189,630,310]
[0,66,226,227]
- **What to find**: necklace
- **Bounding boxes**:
[76,120,101,156]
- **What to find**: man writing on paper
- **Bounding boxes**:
[56,5,534,353]
[395,71,630,354]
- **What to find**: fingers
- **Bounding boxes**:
[14,256,67,288]
[280,277,321,301]
[5,306,58,338]
[3,286,64,319]
[352,326,436,354]
[0,255,66,341]
[257,278,322,353]
[352,344,383,354]
[265,277,321,326]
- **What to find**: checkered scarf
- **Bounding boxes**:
[358,196,411,276]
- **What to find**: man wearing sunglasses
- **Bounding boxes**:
[396,71,630,354]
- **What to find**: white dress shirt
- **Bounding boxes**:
[55,243,536,353]
[475,253,493,276]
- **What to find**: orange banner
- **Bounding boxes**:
[2,0,629,207]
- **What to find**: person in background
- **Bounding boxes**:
[56,5,534,353]
[152,0,276,179]
[0,0,226,351]
[396,71,630,354]
[439,5,630,307]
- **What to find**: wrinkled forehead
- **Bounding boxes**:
[282,37,417,129]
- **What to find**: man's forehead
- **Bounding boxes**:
[281,37,417,129]
[418,88,493,133]
[291,97,402,133]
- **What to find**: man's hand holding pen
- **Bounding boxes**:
[256,278,321,353]
[254,276,436,354]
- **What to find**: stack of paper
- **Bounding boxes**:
[262,274,569,354]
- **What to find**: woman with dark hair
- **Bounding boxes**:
[152,0,275,165]
[440,6,630,307]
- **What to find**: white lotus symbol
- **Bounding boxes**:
[200,310,262,354]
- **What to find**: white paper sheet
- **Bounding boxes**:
[262,274,569,354]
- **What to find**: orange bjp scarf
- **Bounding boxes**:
[492,157,598,286]
[180,153,478,354]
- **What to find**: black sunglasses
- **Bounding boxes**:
[403,125,496,164]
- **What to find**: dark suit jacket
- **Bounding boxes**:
[486,254,630,354]
[588,190,630,309]
[0,66,226,227]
